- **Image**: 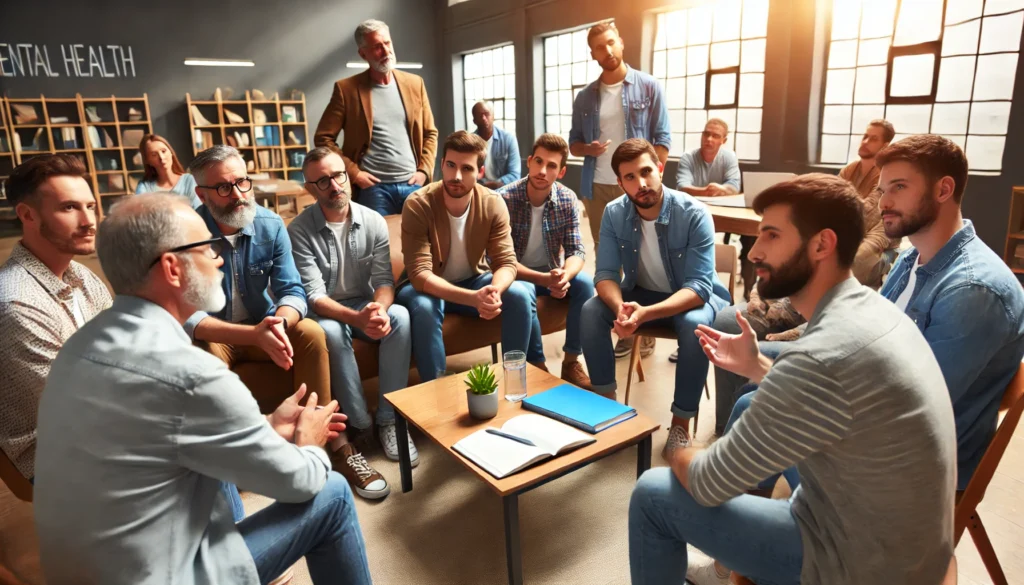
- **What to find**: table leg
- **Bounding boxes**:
[395,413,413,493]
[637,435,652,479]
[503,494,523,585]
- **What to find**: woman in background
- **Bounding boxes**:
[134,134,200,208]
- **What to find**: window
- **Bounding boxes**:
[543,25,605,143]
[463,45,516,135]
[651,0,770,161]
[820,0,1024,172]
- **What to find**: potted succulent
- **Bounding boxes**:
[465,363,499,420]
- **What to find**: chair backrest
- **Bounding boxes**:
[386,214,404,282]
[0,449,32,503]
[954,361,1024,539]
[715,243,738,302]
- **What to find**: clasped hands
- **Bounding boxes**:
[613,302,648,339]
[546,268,570,299]
[267,384,348,447]
[354,302,391,340]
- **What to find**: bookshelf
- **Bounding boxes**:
[1004,187,1024,276]
[0,99,15,203]
[186,91,309,182]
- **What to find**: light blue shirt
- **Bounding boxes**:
[477,125,521,186]
[135,172,201,209]
[675,147,741,191]
[34,296,331,585]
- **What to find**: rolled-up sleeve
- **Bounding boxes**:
[269,222,308,318]
[183,311,209,340]
[369,214,395,291]
[722,151,741,191]
[676,152,695,189]
[594,206,623,285]
[562,196,586,261]
[648,79,672,150]
[680,206,717,303]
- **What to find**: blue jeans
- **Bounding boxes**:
[240,472,371,585]
[357,181,419,216]
[580,287,716,417]
[314,299,412,430]
[396,273,534,382]
[726,392,801,492]
[223,482,245,523]
[629,467,803,585]
[525,271,595,363]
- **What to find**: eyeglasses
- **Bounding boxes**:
[196,177,253,198]
[148,237,226,268]
[306,171,349,191]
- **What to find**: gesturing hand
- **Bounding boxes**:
[475,285,503,320]
[586,140,613,157]
[268,384,308,442]
[293,392,345,448]
[254,316,294,370]
[548,268,570,299]
[694,311,762,379]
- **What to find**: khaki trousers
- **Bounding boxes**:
[582,183,625,250]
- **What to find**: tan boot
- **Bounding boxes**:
[560,361,592,390]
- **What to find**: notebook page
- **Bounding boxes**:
[453,429,549,478]
[502,414,595,455]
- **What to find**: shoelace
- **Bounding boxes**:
[667,425,689,448]
[346,453,376,481]
[381,427,399,452]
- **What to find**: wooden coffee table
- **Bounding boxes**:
[386,365,660,585]
[707,203,761,236]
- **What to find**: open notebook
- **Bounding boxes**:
[452,414,597,479]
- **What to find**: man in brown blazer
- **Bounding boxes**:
[395,131,536,382]
[314,19,438,217]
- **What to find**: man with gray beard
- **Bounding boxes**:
[185,145,333,424]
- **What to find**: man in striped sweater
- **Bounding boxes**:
[628,173,956,585]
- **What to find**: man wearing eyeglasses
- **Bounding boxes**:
[288,146,414,500]
[186,146,332,424]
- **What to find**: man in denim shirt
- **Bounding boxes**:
[473,101,521,189]
[581,139,729,459]
[185,146,332,424]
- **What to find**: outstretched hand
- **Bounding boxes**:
[694,311,762,379]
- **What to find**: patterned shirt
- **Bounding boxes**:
[0,243,111,478]
[497,177,585,270]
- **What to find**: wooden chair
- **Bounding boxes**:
[624,244,739,434]
[0,450,31,503]
[952,361,1024,585]
[731,556,958,584]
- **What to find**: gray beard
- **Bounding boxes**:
[371,53,397,74]
[209,198,257,230]
[181,256,226,313]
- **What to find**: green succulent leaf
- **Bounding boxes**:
[465,363,498,395]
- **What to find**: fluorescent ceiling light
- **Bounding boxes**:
[184,58,255,67]
[345,61,423,69]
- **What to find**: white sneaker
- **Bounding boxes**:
[686,545,730,585]
[661,424,691,461]
[379,422,419,468]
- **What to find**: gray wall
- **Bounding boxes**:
[438,0,1024,254]
[0,0,440,167]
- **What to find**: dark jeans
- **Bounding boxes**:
[358,181,420,216]
[525,271,595,362]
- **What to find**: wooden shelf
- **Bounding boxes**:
[225,123,250,128]
[1008,232,1024,241]
[120,121,150,125]
[54,148,87,153]
[95,170,125,175]
[1012,268,1024,275]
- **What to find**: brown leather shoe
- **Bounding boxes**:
[330,443,390,500]
[560,361,592,390]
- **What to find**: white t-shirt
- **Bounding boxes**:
[521,203,548,270]
[223,233,251,324]
[70,288,86,328]
[442,202,475,283]
[326,219,351,298]
[894,256,922,312]
[636,218,673,294]
[484,135,498,182]
[593,81,626,186]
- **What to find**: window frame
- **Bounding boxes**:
[460,44,517,136]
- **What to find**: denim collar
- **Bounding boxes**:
[586,65,637,95]
[474,126,504,142]
[311,201,363,233]
[197,204,256,238]
[900,219,976,276]
[623,187,674,226]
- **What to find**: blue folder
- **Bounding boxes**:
[522,384,637,433]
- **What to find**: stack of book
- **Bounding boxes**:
[193,129,215,151]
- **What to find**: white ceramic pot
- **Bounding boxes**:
[466,389,499,420]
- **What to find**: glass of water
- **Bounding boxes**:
[503,350,528,402]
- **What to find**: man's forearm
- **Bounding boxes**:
[563,255,585,280]
[275,305,302,330]
[569,142,587,157]
[491,266,516,293]
[312,297,361,326]
[194,318,255,346]
[596,280,624,314]
[373,285,395,310]
[654,144,669,165]
[422,273,477,306]
[642,288,703,323]
[516,263,549,285]
[678,185,709,196]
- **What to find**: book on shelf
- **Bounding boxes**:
[272,149,282,168]
[193,129,214,150]
[0,135,7,153]
[1015,242,1024,260]
[60,127,78,149]
[12,103,39,124]
[451,414,596,479]
[102,129,115,148]
[128,107,143,122]
[282,106,298,122]
[89,126,102,148]
[254,126,266,147]
[50,116,70,124]
[190,105,214,127]
[123,129,145,149]
[85,106,102,123]
[258,150,271,169]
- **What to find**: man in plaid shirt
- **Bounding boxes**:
[498,134,595,389]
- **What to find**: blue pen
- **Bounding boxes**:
[486,428,536,447]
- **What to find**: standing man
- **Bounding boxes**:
[498,133,594,388]
[290,146,414,492]
[315,19,438,216]
[473,101,521,189]
[581,139,729,457]
[397,131,534,382]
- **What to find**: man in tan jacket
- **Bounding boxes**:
[396,131,535,381]
[314,19,438,217]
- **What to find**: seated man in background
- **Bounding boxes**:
[290,147,414,499]
[581,139,729,458]
[498,133,594,388]
[631,173,956,585]
[473,101,521,189]
[397,130,533,381]
[34,193,371,585]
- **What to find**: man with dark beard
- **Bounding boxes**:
[580,139,730,458]
[630,173,956,585]
[314,19,438,216]
[0,154,111,484]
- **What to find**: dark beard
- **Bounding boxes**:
[41,221,95,255]
[755,242,814,300]
[883,195,939,239]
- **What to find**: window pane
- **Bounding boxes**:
[973,53,1018,100]
[741,0,770,38]
[893,0,943,46]
[465,54,478,79]
[482,77,494,99]
[890,53,935,97]
[492,100,504,119]
[588,60,602,80]
[739,73,764,107]
[884,104,932,133]
[559,90,573,114]
[667,48,686,78]
[737,108,763,132]
[572,61,587,85]
[831,0,862,40]
[946,0,983,25]
[851,104,886,132]
[711,41,741,69]
[688,45,710,75]
[668,11,688,48]
[572,30,588,62]
[686,109,708,133]
[930,102,970,134]
[685,132,703,151]
[829,39,858,69]
[560,115,572,135]
[969,101,1012,134]
[688,5,714,46]
[655,14,667,50]
[741,39,767,72]
[710,73,737,106]
[848,134,863,160]
[853,65,887,103]
[545,67,558,92]
[942,20,981,57]
[492,49,504,76]
[936,56,977,101]
[545,92,559,116]
[824,68,856,104]
[858,38,890,66]
[670,132,686,156]
[559,64,572,89]
[493,76,505,99]
[735,132,760,160]
[546,115,559,133]
[667,78,687,109]
[940,134,967,150]
[687,75,707,108]
[979,12,1024,54]
[504,45,515,72]
[504,120,516,135]
[985,0,1024,16]
[965,135,1006,171]
[822,105,853,134]
[505,75,515,99]
[860,0,897,39]
[558,34,572,65]
[545,37,558,67]
[654,50,668,79]
[670,109,685,132]
[506,99,516,119]
[712,0,742,42]
[821,133,851,163]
